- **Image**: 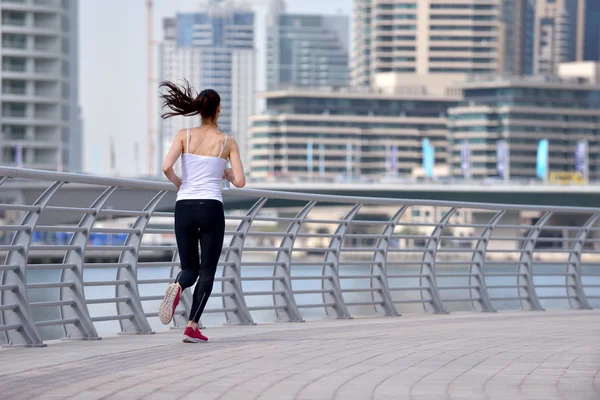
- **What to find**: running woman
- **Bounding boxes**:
[157,81,246,343]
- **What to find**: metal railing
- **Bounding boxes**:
[0,166,599,347]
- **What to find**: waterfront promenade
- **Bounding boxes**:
[1,310,599,400]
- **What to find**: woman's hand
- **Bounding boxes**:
[223,168,234,183]
[174,176,182,189]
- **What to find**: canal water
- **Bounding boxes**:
[24,261,600,341]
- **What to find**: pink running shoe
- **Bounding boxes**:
[158,283,181,325]
[183,327,208,343]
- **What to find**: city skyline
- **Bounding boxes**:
[79,0,351,177]
[5,0,599,179]
[159,3,256,172]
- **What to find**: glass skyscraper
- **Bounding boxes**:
[583,0,600,61]
[159,1,255,170]
[266,1,349,90]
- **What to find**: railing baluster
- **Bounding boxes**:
[371,206,407,317]
[222,198,268,324]
[518,212,551,311]
[116,190,167,334]
[1,181,63,347]
[565,213,598,309]
[60,187,116,340]
[1,166,599,343]
[273,201,317,322]
[322,204,360,319]
[468,210,505,312]
[420,208,456,314]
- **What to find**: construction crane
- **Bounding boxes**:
[146,0,154,176]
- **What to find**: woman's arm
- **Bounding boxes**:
[162,131,184,188]
[225,138,246,188]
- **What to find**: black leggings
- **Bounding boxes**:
[174,199,225,323]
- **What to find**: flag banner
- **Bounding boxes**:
[57,141,63,172]
[346,142,352,178]
[496,140,507,180]
[536,139,549,180]
[460,140,470,178]
[422,139,434,178]
[306,140,313,173]
[15,144,23,168]
[319,143,325,176]
[391,145,398,176]
[575,140,587,175]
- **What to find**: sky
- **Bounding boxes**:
[79,0,352,177]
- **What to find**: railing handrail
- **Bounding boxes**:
[1,166,599,347]
[1,166,600,214]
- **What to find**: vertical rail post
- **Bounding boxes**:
[116,191,167,334]
[517,212,550,311]
[565,213,597,309]
[370,206,407,316]
[468,210,504,312]
[321,204,360,319]
[60,187,116,340]
[420,208,456,314]
[222,198,268,325]
[273,201,317,322]
[2,182,63,347]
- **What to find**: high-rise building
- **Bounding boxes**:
[0,0,81,171]
[266,0,349,90]
[159,1,255,170]
[448,77,600,181]
[352,0,503,93]
[533,0,574,75]
[502,0,536,76]
[505,0,598,75]
[531,0,600,74]
[249,88,460,180]
[582,0,600,62]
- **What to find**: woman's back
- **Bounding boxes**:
[177,127,228,203]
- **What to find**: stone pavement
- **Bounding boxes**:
[0,311,599,400]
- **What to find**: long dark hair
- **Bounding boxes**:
[159,80,220,121]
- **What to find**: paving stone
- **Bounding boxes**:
[0,310,598,400]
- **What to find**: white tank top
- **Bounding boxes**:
[176,129,228,203]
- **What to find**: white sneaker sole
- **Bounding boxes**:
[158,283,179,325]
[182,335,207,343]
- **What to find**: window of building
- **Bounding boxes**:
[1,10,26,26]
[2,56,27,72]
[2,102,27,118]
[2,79,26,95]
[2,33,27,49]
[2,125,26,140]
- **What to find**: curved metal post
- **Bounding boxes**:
[565,213,598,309]
[116,191,167,334]
[60,187,116,340]
[468,210,505,312]
[370,206,407,316]
[517,212,550,311]
[420,208,456,314]
[222,198,268,325]
[1,182,63,347]
[273,201,317,322]
[169,249,194,327]
[321,204,361,319]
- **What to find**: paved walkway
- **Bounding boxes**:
[1,311,599,400]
